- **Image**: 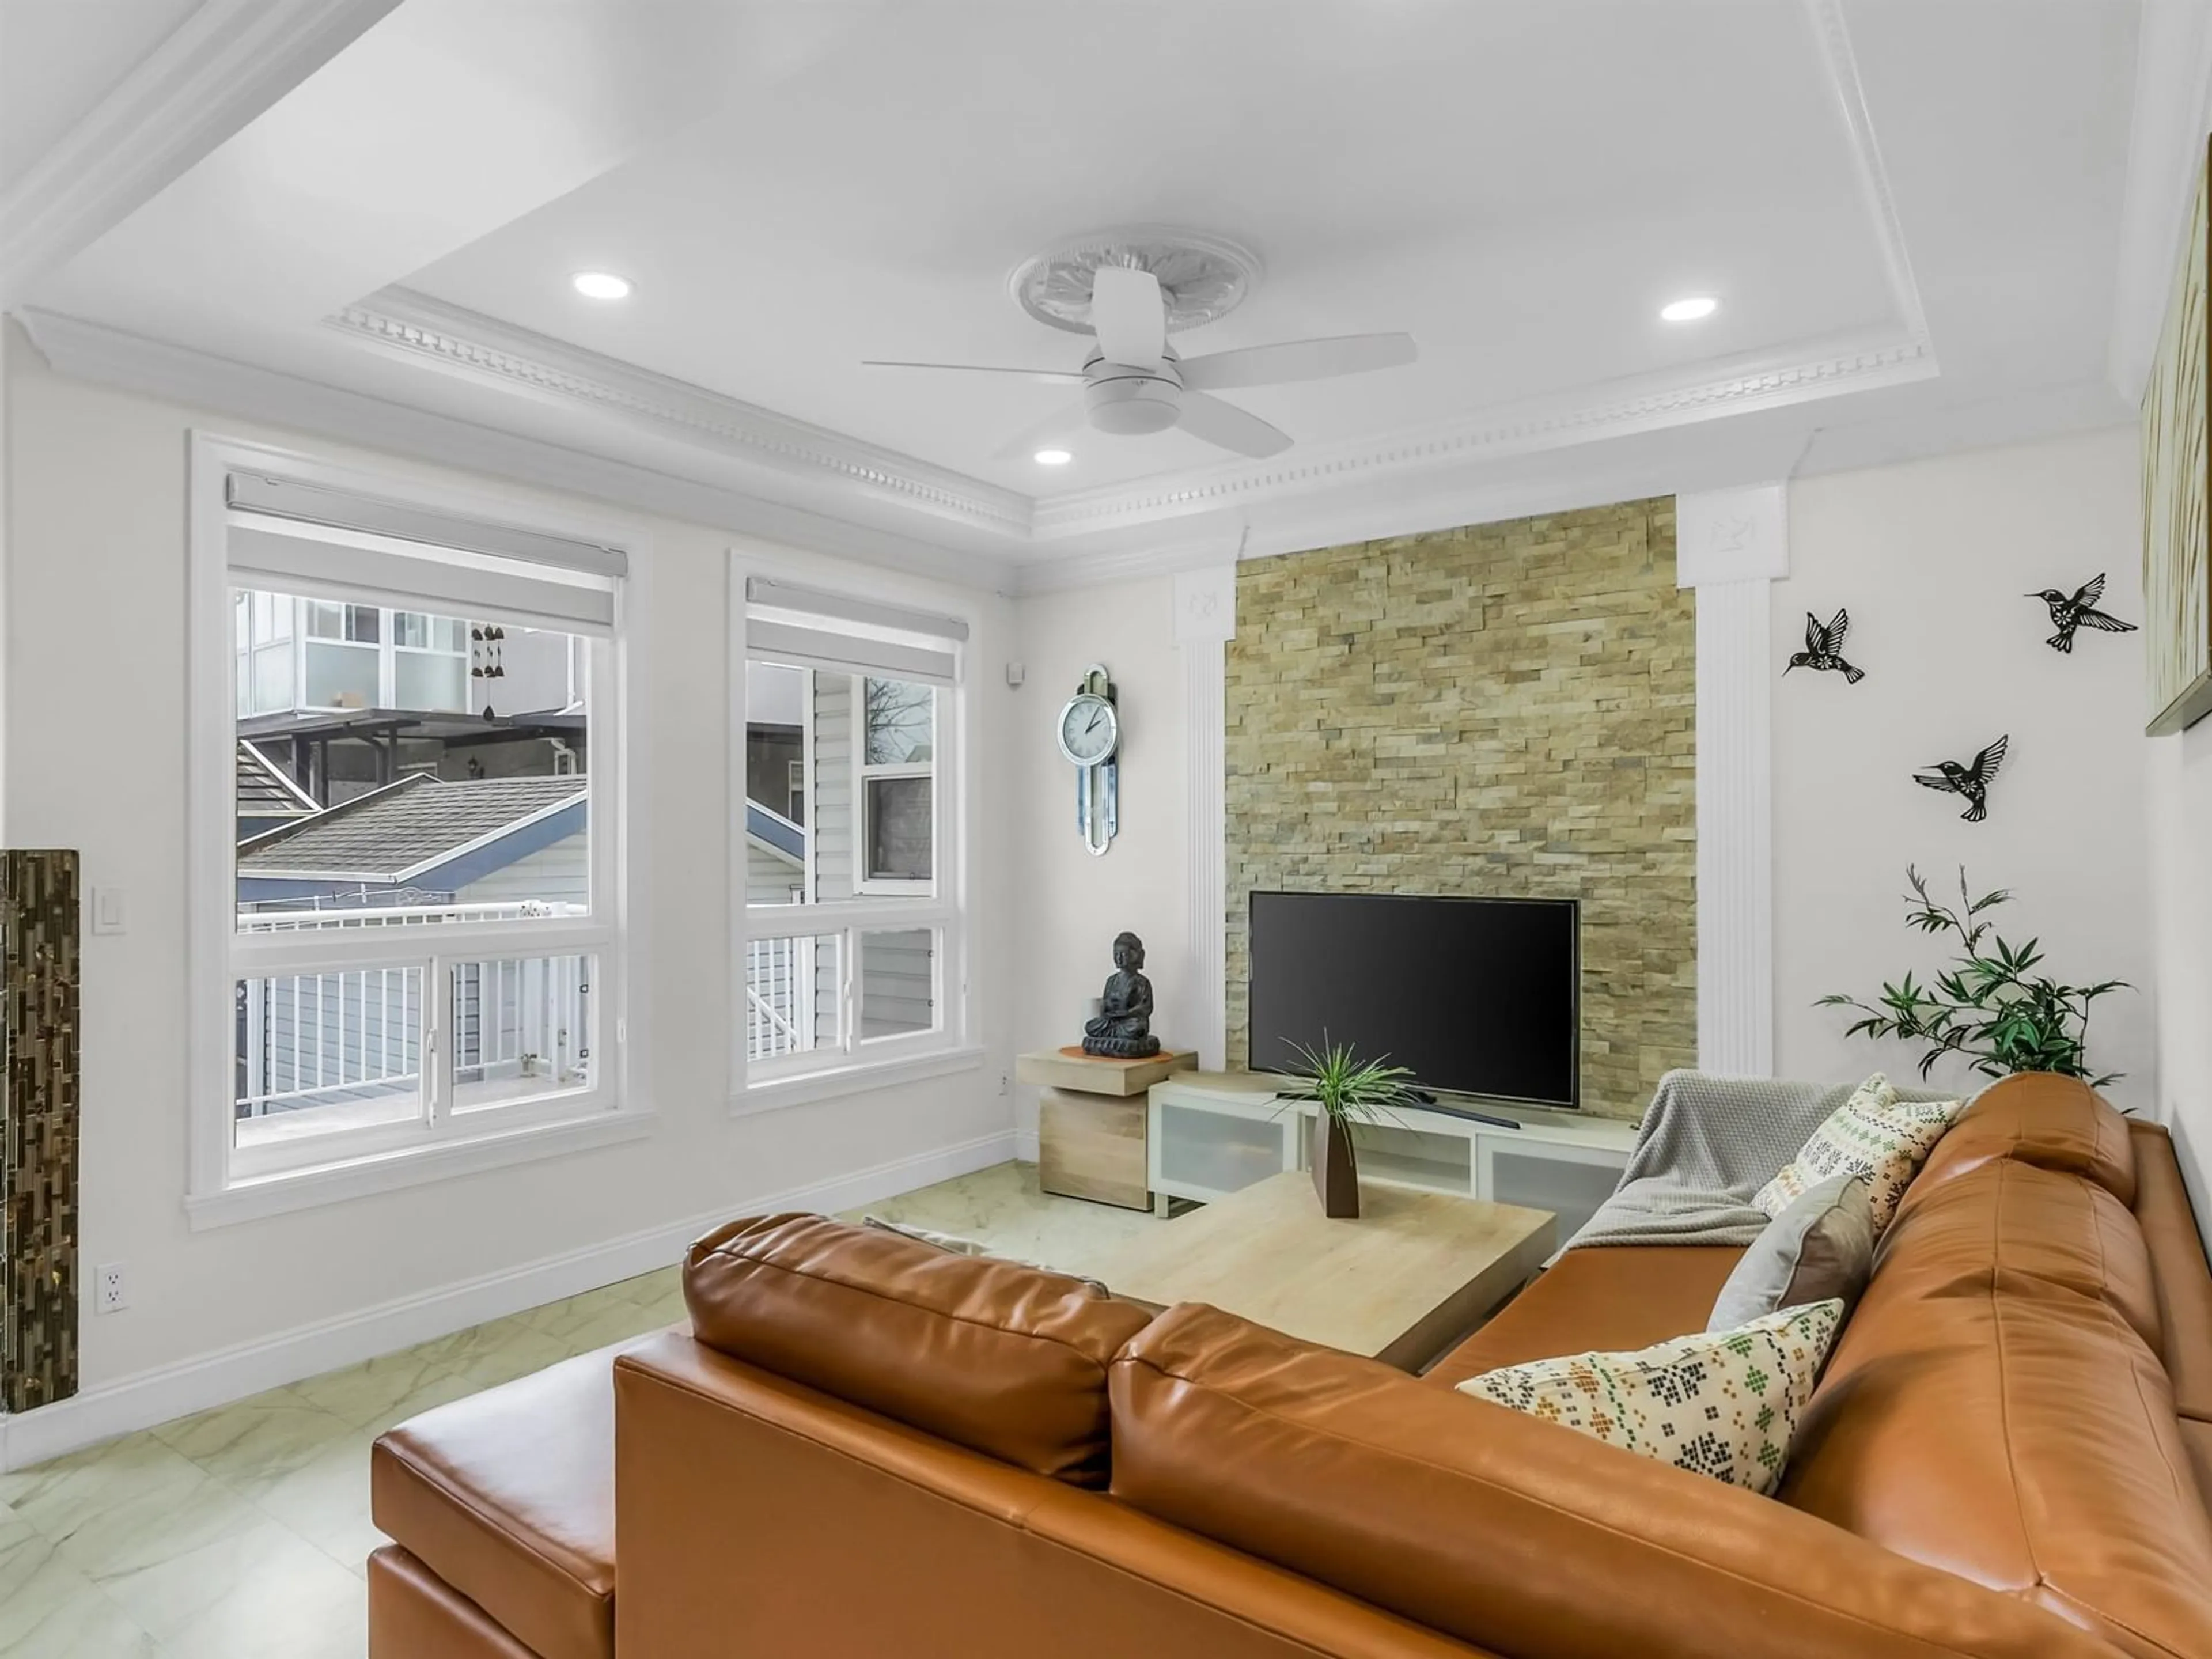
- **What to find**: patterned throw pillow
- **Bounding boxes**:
[1455,1300,1844,1495]
[1753,1073,1961,1236]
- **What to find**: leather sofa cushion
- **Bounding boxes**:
[369,1545,539,1659]
[372,1339,637,1659]
[1883,1154,2162,1351]
[1422,1244,1743,1391]
[1782,1157,2212,1659]
[683,1212,1152,1487]
[2130,1120,2212,1419]
[1915,1072,2136,1206]
[1112,1302,2115,1659]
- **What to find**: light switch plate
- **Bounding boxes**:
[90,887,127,935]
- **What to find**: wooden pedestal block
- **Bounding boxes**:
[1018,1048,1196,1212]
[1039,1089,1150,1210]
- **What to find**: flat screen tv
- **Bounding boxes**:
[1247,891,1580,1110]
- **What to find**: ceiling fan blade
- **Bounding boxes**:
[1177,332,1418,391]
[1177,391,1293,459]
[1090,265,1165,369]
[991,400,1088,461]
[862,360,1084,384]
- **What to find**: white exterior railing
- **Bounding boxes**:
[745,935,808,1061]
[233,902,593,1119]
[236,966,423,1116]
[238,899,584,932]
[454,954,590,1092]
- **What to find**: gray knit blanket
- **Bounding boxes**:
[1563,1069,1964,1252]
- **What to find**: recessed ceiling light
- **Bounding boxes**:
[1033,448,1073,466]
[571,271,632,301]
[1660,296,1719,323]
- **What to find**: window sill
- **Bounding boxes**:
[732,1045,986,1118]
[184,1107,657,1230]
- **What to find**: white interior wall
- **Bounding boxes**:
[1772,428,2154,1109]
[2,331,1018,1400]
[1009,577,1191,1149]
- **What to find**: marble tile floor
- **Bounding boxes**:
[0,1162,1150,1658]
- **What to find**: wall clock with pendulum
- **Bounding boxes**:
[1058,664,1120,855]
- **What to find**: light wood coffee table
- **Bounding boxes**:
[1085,1172,1556,1372]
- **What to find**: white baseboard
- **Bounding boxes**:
[1014,1128,1040,1162]
[0,1129,1017,1472]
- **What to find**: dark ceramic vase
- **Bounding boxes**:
[1310,1111,1361,1219]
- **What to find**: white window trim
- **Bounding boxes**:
[188,433,654,1224]
[853,677,936,897]
[728,548,972,1107]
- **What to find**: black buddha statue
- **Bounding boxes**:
[1082,931,1160,1058]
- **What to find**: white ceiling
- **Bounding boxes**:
[3,0,2164,584]
[0,0,200,191]
[404,0,1897,493]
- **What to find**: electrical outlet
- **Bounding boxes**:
[96,1262,127,1315]
[997,1070,1012,1097]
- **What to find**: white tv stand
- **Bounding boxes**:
[1147,1072,1640,1241]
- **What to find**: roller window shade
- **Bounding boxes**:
[226,521,616,635]
[744,578,965,685]
[744,578,966,642]
[745,620,955,685]
[228,472,626,580]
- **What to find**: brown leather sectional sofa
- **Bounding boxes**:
[366,1074,2212,1658]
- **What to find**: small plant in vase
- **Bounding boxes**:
[1279,1039,1416,1218]
[1817,866,2129,1089]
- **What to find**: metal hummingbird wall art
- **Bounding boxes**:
[2027,574,2137,654]
[1784,608,1865,683]
[1914,735,2008,823]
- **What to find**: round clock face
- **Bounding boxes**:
[1058,693,1119,766]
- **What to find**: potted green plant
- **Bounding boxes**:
[1817,866,2128,1088]
[1278,1038,1416,1218]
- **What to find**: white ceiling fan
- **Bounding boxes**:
[864,263,1416,461]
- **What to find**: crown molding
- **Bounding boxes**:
[0,0,403,303]
[17,307,1018,594]
[327,288,1033,540]
[328,284,1935,550]
[1802,0,1932,347]
[1027,330,1936,540]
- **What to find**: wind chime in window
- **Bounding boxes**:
[471,624,506,680]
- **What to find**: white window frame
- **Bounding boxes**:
[729,554,978,1113]
[854,675,936,897]
[187,434,653,1227]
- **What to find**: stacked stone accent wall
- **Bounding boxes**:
[1225,498,1695,1120]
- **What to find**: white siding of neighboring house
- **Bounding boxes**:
[858,927,935,1040]
[457,830,589,908]
[813,673,855,903]
[745,839,804,905]
[811,673,852,1046]
[810,673,935,1044]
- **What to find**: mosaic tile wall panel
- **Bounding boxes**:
[2,850,80,1414]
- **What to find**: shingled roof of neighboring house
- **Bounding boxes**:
[236,741,319,820]
[237,773,586,883]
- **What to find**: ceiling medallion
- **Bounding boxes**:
[1008,226,1263,336]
